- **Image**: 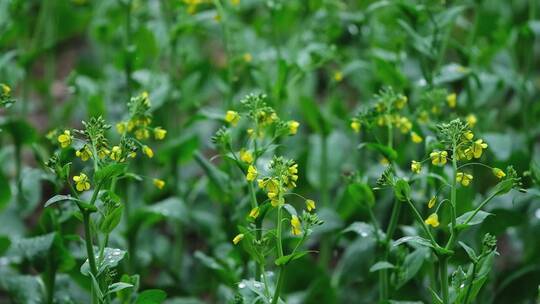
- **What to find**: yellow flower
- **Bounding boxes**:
[1,83,11,95]
[246,165,258,182]
[446,93,456,108]
[248,207,260,219]
[225,110,240,126]
[57,130,72,148]
[243,53,252,63]
[247,128,254,137]
[305,199,316,212]
[291,215,302,236]
[431,105,440,114]
[492,168,506,179]
[142,145,154,158]
[135,128,150,140]
[334,71,343,82]
[411,160,422,174]
[110,146,123,161]
[154,127,167,140]
[456,172,473,186]
[288,120,300,135]
[232,233,244,245]
[98,148,110,159]
[395,95,408,109]
[466,114,477,127]
[380,157,389,165]
[350,119,361,133]
[463,130,474,141]
[411,132,423,143]
[231,0,240,5]
[116,122,127,134]
[240,149,254,164]
[75,146,93,161]
[425,213,440,227]
[398,117,412,133]
[470,139,488,159]
[153,178,165,190]
[430,151,448,166]
[129,151,137,158]
[428,197,436,209]
[73,173,91,192]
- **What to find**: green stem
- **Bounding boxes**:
[83,211,99,300]
[271,266,286,304]
[463,262,478,304]
[381,199,401,301]
[439,256,449,304]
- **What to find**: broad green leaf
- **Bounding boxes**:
[359,142,398,161]
[81,247,126,276]
[347,183,375,208]
[456,211,492,228]
[107,282,134,294]
[44,194,80,208]
[459,241,477,261]
[145,197,188,223]
[369,261,395,272]
[275,251,310,266]
[393,236,434,249]
[398,248,429,288]
[394,179,411,201]
[99,206,124,234]
[95,163,127,184]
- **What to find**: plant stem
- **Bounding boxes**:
[271,266,286,304]
[439,256,449,304]
[381,198,401,301]
[463,262,478,304]
[83,211,99,302]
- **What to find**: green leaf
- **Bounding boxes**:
[343,222,376,238]
[145,198,188,223]
[99,206,124,234]
[0,235,10,256]
[456,211,492,229]
[393,236,434,249]
[369,261,395,272]
[81,247,126,276]
[0,272,43,304]
[107,282,134,294]
[429,287,444,304]
[275,251,310,266]
[135,289,167,304]
[347,183,375,208]
[398,248,429,288]
[394,179,411,201]
[459,241,477,261]
[44,194,80,208]
[8,233,55,261]
[359,143,398,161]
[95,163,127,184]
[282,204,298,217]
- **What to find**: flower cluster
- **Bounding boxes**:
[409,118,519,226]
[50,96,167,191]
[116,92,167,141]
[350,87,419,142]
[223,93,299,139]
